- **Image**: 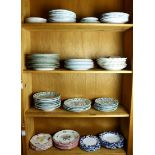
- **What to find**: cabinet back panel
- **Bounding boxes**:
[34,117,120,135]
[30,31,123,60]
[30,0,124,19]
[32,74,121,100]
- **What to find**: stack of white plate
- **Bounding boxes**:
[63,98,91,112]
[100,12,129,23]
[25,17,47,23]
[80,17,99,23]
[26,54,60,70]
[97,56,127,70]
[64,59,94,70]
[33,92,61,111]
[48,9,76,23]
[30,133,53,151]
[94,98,119,112]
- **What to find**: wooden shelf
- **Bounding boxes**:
[28,147,126,155]
[23,69,132,74]
[25,105,129,118]
[22,23,133,32]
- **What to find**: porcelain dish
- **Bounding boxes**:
[64,59,94,70]
[80,135,101,152]
[94,98,119,112]
[63,98,91,112]
[97,56,127,70]
[100,12,129,23]
[53,130,80,150]
[33,91,61,111]
[98,131,124,149]
[48,9,76,23]
[30,133,53,151]
[25,17,47,23]
[26,53,60,70]
[80,17,100,23]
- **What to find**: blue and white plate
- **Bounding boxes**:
[33,91,61,111]
[80,135,101,152]
[94,98,119,112]
[99,131,124,149]
[63,98,91,112]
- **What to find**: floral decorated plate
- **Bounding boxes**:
[53,130,80,145]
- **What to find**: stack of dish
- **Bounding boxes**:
[63,98,91,112]
[94,98,119,112]
[80,17,99,23]
[97,56,127,70]
[100,12,129,23]
[26,54,60,70]
[64,59,94,70]
[33,91,61,111]
[80,135,101,152]
[25,17,47,23]
[30,133,53,151]
[53,130,80,150]
[99,131,124,149]
[48,9,76,23]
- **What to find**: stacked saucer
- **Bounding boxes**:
[99,131,124,149]
[48,9,76,23]
[25,17,47,23]
[64,59,94,70]
[53,130,80,150]
[30,133,53,151]
[100,12,129,23]
[26,54,60,70]
[94,98,119,112]
[80,17,99,23]
[97,56,127,70]
[33,91,61,111]
[63,98,91,112]
[80,135,101,152]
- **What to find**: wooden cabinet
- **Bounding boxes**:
[21,0,133,155]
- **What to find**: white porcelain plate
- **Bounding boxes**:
[25,17,47,23]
